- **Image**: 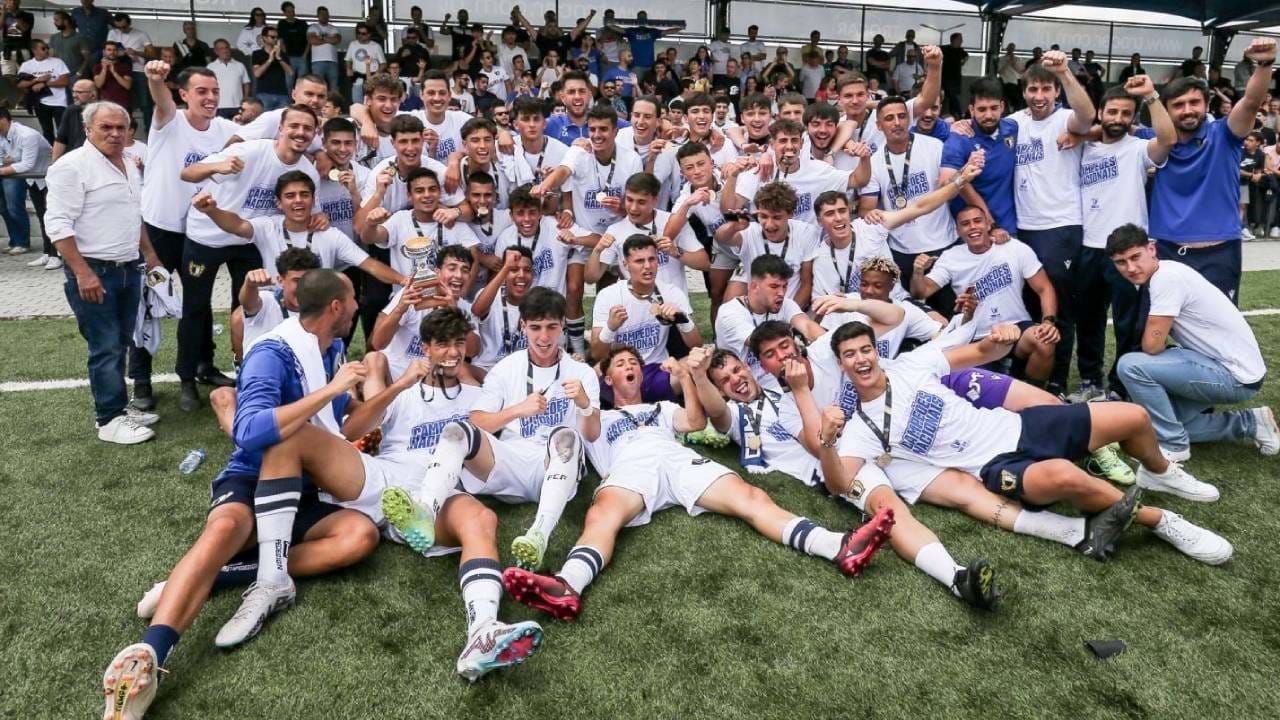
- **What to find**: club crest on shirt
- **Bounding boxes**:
[188,261,206,278]
[1003,135,1015,149]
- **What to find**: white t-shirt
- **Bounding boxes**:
[315,165,371,241]
[186,140,318,248]
[1080,135,1162,249]
[734,220,822,298]
[1012,108,1083,230]
[362,156,449,214]
[452,155,533,210]
[822,301,941,359]
[861,134,954,254]
[926,239,1042,337]
[1147,260,1266,384]
[497,44,528,79]
[614,126,655,164]
[461,209,513,294]
[345,40,385,75]
[726,392,820,484]
[378,382,484,476]
[560,144,645,233]
[17,57,70,107]
[308,23,341,64]
[586,401,684,478]
[845,104,916,156]
[234,108,324,154]
[494,216,585,296]
[208,59,250,109]
[811,220,899,299]
[247,217,370,276]
[514,135,569,181]
[377,209,478,277]
[739,40,767,60]
[735,158,849,222]
[141,112,239,233]
[406,109,472,163]
[480,65,512,97]
[244,288,289,350]
[674,182,730,262]
[377,288,435,380]
[600,212,702,293]
[652,137,739,203]
[474,350,601,449]
[708,41,734,75]
[460,293,526,370]
[714,296,806,387]
[837,345,1022,474]
[107,28,151,73]
[591,280,694,364]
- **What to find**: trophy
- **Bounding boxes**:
[400,235,439,297]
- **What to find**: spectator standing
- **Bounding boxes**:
[709,28,734,83]
[890,29,920,65]
[106,13,155,130]
[940,33,968,118]
[346,23,385,103]
[402,6,435,51]
[997,43,1024,110]
[611,11,679,77]
[46,100,161,444]
[278,1,310,88]
[864,34,891,85]
[441,10,475,63]
[208,39,250,120]
[307,6,342,92]
[739,25,767,65]
[16,40,70,142]
[173,21,212,73]
[251,27,293,110]
[891,47,922,96]
[236,8,268,60]
[1118,53,1145,83]
[49,12,91,99]
[71,0,111,66]
[1233,52,1255,99]
[1179,46,1204,77]
[1,0,33,78]
[93,42,133,110]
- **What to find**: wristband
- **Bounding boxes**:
[1142,93,1159,106]
[599,326,617,343]
[576,403,596,417]
[676,321,696,334]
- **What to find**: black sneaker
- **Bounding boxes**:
[179,380,202,411]
[953,558,1001,611]
[195,364,236,388]
[1076,485,1142,562]
[130,381,156,411]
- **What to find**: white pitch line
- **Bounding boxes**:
[5,308,1280,393]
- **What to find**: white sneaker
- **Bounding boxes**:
[1155,512,1233,565]
[44,255,63,270]
[456,619,543,682]
[1252,407,1279,456]
[1159,445,1191,463]
[125,408,160,427]
[1270,226,1280,239]
[102,643,159,720]
[97,415,156,445]
[214,580,296,648]
[5,245,27,255]
[1137,463,1220,502]
[25,253,48,267]
[1241,227,1257,241]
[136,581,166,620]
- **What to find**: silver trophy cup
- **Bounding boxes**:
[400,235,439,297]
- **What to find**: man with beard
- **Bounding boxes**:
[828,47,941,156]
[544,70,629,143]
[225,72,328,149]
[1074,76,1175,403]
[1149,38,1276,301]
[177,104,321,411]
[939,78,1019,250]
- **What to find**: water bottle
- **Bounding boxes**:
[179,449,207,474]
[213,323,225,336]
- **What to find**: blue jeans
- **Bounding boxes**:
[287,55,308,89]
[311,60,339,94]
[258,92,291,111]
[1116,347,1258,452]
[64,259,142,425]
[0,177,30,248]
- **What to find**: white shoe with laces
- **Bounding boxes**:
[1251,407,1279,456]
[1155,512,1233,565]
[136,581,166,620]
[456,619,543,682]
[102,643,160,720]
[1137,462,1219,502]
[1159,445,1191,464]
[6,245,27,255]
[1241,227,1256,241]
[214,580,296,648]
[97,415,155,445]
[126,408,159,427]
[44,255,63,270]
[25,253,48,267]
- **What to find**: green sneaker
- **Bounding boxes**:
[1086,442,1135,486]
[684,422,732,449]
[381,487,436,554]
[511,528,547,571]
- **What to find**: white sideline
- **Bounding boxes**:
[5,308,1280,393]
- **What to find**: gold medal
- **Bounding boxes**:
[328,169,342,182]
[595,191,609,203]
[876,452,892,469]
[649,303,663,317]
[747,435,762,451]
[894,195,907,209]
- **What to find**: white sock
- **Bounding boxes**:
[530,429,582,539]
[417,422,474,516]
[782,517,843,561]
[253,476,302,586]
[1012,510,1087,547]
[914,542,963,593]
[559,546,604,594]
[458,558,502,636]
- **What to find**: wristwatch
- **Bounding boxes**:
[1042,314,1058,326]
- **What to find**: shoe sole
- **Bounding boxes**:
[1084,457,1136,486]
[503,569,581,621]
[1255,407,1279,456]
[510,535,544,571]
[102,645,156,720]
[1137,477,1219,503]
[380,487,434,553]
[99,430,156,445]
[214,593,295,649]
[459,624,544,682]
[837,508,896,578]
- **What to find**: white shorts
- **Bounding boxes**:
[598,449,732,527]
[710,241,741,271]
[569,245,591,265]
[353,453,465,558]
[729,265,747,285]
[822,460,896,512]
[460,431,579,505]
[884,457,948,505]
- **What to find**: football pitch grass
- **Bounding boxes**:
[3,273,1280,718]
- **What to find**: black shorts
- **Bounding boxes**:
[210,472,343,544]
[978,404,1092,505]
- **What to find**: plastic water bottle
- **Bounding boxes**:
[179,449,207,474]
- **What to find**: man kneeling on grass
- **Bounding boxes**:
[501,345,895,621]
[103,269,379,720]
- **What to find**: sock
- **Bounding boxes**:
[253,476,303,586]
[530,429,582,539]
[559,546,605,594]
[212,560,258,590]
[458,558,502,636]
[141,624,181,667]
[418,421,477,515]
[566,317,585,341]
[782,517,843,561]
[1012,510,1087,547]
[914,542,963,593]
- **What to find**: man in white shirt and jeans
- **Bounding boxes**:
[46,101,163,444]
[1109,224,1279,464]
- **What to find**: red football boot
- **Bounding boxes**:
[502,567,583,621]
[835,506,896,578]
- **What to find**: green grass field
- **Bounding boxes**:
[3,273,1280,718]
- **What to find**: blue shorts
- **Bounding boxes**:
[978,403,1092,505]
[210,471,343,544]
[598,362,676,409]
[941,368,1014,410]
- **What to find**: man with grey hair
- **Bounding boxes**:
[45,100,163,444]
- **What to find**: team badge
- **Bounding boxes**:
[1003,135,1015,148]
[188,261,206,278]
[1000,470,1018,493]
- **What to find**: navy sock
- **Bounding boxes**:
[141,624,181,667]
